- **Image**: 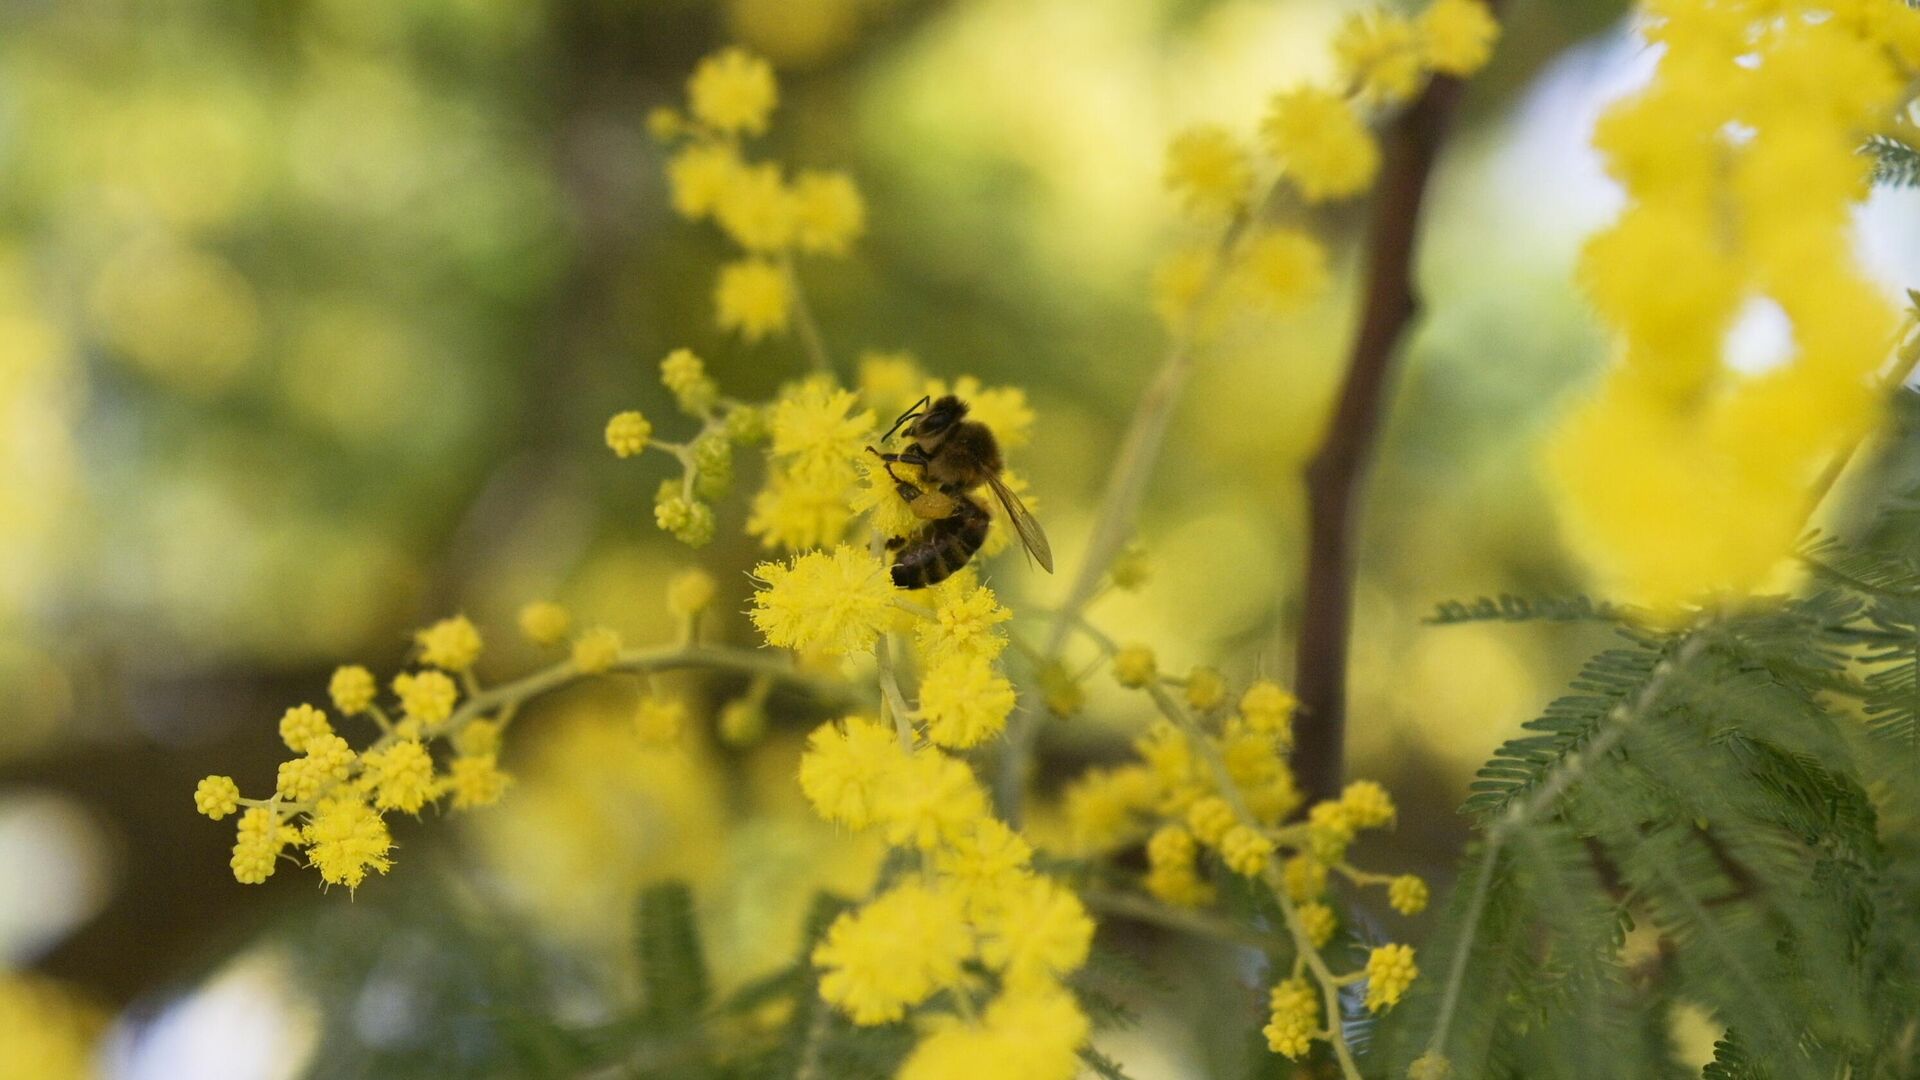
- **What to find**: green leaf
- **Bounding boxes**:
[636,880,712,1026]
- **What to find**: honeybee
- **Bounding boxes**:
[867,394,1054,589]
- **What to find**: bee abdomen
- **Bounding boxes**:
[891,500,990,589]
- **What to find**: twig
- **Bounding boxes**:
[1292,69,1479,806]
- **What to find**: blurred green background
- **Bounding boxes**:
[14,0,1889,1075]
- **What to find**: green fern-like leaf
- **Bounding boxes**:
[1079,1046,1141,1080]
[636,881,712,1026]
[1462,628,1670,821]
[1866,134,1920,187]
[1426,594,1624,625]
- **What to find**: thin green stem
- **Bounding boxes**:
[782,251,835,379]
[1079,887,1288,956]
[1137,679,1364,1080]
[995,204,1260,823]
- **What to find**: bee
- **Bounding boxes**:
[866,394,1054,589]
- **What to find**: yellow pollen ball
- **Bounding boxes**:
[415,614,482,671]
[1296,900,1337,947]
[278,703,333,754]
[194,775,241,820]
[1389,873,1430,915]
[328,665,376,716]
[1219,824,1275,877]
[606,410,652,458]
[1365,943,1418,1011]
[393,670,458,726]
[1341,779,1397,829]
[1264,976,1320,1059]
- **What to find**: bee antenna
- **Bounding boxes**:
[884,395,932,441]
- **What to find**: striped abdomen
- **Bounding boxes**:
[891,497,990,588]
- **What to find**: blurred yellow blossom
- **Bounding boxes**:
[1164,125,1253,216]
[1219,823,1274,876]
[660,348,719,416]
[896,983,1088,1080]
[715,162,797,251]
[714,257,792,340]
[1336,10,1426,104]
[1297,900,1337,947]
[688,48,778,135]
[812,880,972,1024]
[668,142,743,220]
[1112,643,1158,688]
[792,169,866,254]
[975,877,1094,987]
[1421,0,1500,76]
[570,627,623,675]
[634,698,686,744]
[1262,87,1379,202]
[1238,228,1328,309]
[517,601,570,646]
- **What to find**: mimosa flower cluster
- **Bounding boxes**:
[652,47,864,343]
[1057,648,1426,1062]
[1550,0,1920,608]
[1155,0,1497,332]
[184,30,1501,1078]
[193,586,733,889]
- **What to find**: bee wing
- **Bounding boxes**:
[984,472,1054,573]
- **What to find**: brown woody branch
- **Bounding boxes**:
[1291,70,1476,805]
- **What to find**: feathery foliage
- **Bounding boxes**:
[1377,466,1920,1080]
[1866,134,1920,187]
[1426,594,1624,625]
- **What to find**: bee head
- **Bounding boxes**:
[909,395,968,449]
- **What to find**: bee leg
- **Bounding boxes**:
[885,535,906,551]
